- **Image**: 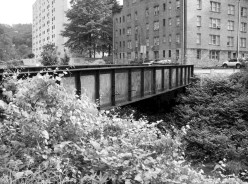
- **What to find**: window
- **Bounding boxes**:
[135,40,138,47]
[176,34,180,44]
[127,14,131,22]
[163,3,166,11]
[123,41,125,48]
[154,21,160,30]
[241,22,247,32]
[169,35,172,43]
[228,5,235,15]
[197,0,202,9]
[228,51,231,59]
[176,17,180,26]
[154,5,159,15]
[127,41,132,49]
[228,20,234,31]
[146,38,150,46]
[196,33,201,44]
[210,18,220,29]
[197,16,201,27]
[127,53,131,59]
[240,38,246,48]
[163,50,166,58]
[209,35,220,45]
[241,7,247,17]
[163,35,166,43]
[119,29,121,35]
[197,49,201,59]
[127,27,132,35]
[169,18,172,26]
[135,11,138,20]
[210,1,221,13]
[227,37,234,47]
[168,50,172,57]
[176,0,180,9]
[146,23,149,31]
[209,50,220,60]
[176,50,180,59]
[145,8,149,17]
[163,19,166,26]
[154,36,160,46]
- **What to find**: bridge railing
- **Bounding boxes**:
[0,65,194,109]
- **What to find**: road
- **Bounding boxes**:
[194,68,241,77]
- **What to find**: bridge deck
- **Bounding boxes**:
[0,64,194,109]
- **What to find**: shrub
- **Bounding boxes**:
[164,74,248,180]
[0,73,245,183]
[40,44,59,66]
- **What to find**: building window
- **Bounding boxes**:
[197,49,201,59]
[241,22,247,32]
[169,35,172,43]
[168,50,172,58]
[197,16,201,27]
[127,41,132,49]
[154,36,160,46]
[209,50,220,60]
[135,11,138,20]
[227,37,234,47]
[146,23,149,31]
[228,5,235,15]
[123,16,125,22]
[176,34,180,44]
[209,35,220,45]
[210,1,221,13]
[146,38,150,47]
[127,27,132,35]
[210,18,220,29]
[127,14,131,22]
[120,53,122,59]
[176,0,180,9]
[196,33,201,44]
[176,17,180,26]
[240,38,246,48]
[145,8,149,17]
[135,40,138,47]
[228,20,234,31]
[154,21,160,30]
[241,7,247,17]
[163,3,166,11]
[228,51,231,59]
[163,35,166,43]
[169,18,172,26]
[197,0,202,9]
[119,29,121,35]
[163,19,166,26]
[127,53,131,59]
[163,50,166,58]
[154,5,159,16]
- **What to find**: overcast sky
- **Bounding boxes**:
[0,0,123,25]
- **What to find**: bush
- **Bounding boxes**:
[0,73,245,183]
[164,74,248,180]
[40,44,59,66]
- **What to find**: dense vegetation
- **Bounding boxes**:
[0,24,32,61]
[0,71,245,183]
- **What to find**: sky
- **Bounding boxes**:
[0,0,123,25]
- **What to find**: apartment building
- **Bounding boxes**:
[32,0,68,58]
[113,0,248,67]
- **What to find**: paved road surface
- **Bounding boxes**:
[194,68,241,77]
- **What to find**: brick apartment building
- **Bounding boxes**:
[32,0,69,59]
[113,0,248,67]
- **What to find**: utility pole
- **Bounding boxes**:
[182,0,186,65]
[237,0,241,58]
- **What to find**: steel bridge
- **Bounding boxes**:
[0,64,194,109]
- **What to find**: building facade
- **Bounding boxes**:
[32,0,68,59]
[113,0,248,67]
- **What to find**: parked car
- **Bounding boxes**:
[142,60,155,65]
[154,59,172,65]
[222,58,245,69]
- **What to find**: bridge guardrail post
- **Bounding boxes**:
[75,71,81,98]
[169,67,172,89]
[128,69,132,101]
[184,66,187,85]
[95,70,100,107]
[176,67,179,87]
[188,66,191,84]
[111,69,116,106]
[141,68,144,97]
[180,67,183,86]
[153,67,156,94]
[161,67,165,91]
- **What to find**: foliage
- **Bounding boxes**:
[40,44,59,66]
[155,72,248,180]
[0,24,32,61]
[62,0,119,58]
[60,52,70,65]
[0,73,245,183]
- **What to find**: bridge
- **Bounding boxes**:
[0,64,194,109]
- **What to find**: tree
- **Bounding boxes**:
[40,43,59,66]
[62,0,119,58]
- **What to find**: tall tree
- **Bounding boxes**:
[62,0,120,58]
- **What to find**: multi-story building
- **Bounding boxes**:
[113,0,248,67]
[32,0,68,59]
